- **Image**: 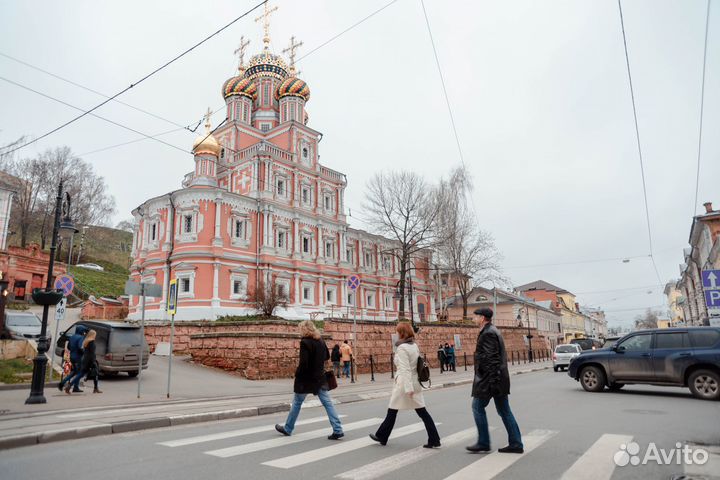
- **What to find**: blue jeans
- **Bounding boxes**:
[284,389,343,435]
[472,396,523,450]
[342,361,351,377]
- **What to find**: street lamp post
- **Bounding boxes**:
[26,182,75,404]
[517,306,533,363]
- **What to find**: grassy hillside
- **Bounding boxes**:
[68,265,128,299]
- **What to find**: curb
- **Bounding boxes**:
[0,382,60,392]
[0,364,550,451]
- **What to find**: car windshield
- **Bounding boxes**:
[6,314,41,327]
[556,345,578,353]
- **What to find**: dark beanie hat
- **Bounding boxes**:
[474,307,494,319]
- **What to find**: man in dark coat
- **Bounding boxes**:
[58,324,88,393]
[467,308,523,454]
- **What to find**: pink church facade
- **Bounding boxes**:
[128,38,437,322]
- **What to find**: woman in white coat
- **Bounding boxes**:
[369,322,441,448]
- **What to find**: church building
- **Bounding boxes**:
[128,7,436,322]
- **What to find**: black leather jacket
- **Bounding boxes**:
[472,323,511,399]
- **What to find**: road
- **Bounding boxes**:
[1,369,718,479]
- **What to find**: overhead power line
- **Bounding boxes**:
[617,0,663,287]
[693,0,712,216]
[0,0,268,156]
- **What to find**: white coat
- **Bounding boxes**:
[388,342,426,410]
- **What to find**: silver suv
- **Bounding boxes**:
[553,344,582,372]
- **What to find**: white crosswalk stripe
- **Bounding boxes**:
[263,422,442,469]
[443,429,558,480]
[335,427,489,480]
[158,415,347,447]
[204,418,382,458]
[560,434,633,480]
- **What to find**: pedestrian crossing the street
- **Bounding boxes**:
[152,416,696,479]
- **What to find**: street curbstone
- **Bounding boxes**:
[336,394,364,404]
[0,433,38,450]
[218,407,258,420]
[169,412,220,426]
[112,417,171,434]
[257,404,289,415]
[38,424,112,444]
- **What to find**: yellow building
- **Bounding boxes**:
[664,281,685,325]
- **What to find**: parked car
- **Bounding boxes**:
[1,312,43,340]
[601,336,621,349]
[76,263,104,271]
[568,327,720,400]
[55,320,149,376]
[570,338,604,351]
[553,344,582,372]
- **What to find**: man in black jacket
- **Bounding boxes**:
[466,308,524,454]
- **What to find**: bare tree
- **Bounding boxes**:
[634,309,659,330]
[115,220,136,233]
[363,171,443,318]
[249,278,289,317]
[436,167,504,318]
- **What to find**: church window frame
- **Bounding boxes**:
[364,250,373,268]
[276,228,290,251]
[385,294,393,310]
[290,103,296,122]
[324,239,334,259]
[229,273,248,300]
[302,235,311,255]
[301,184,311,207]
[176,272,195,299]
[275,279,290,301]
[263,81,270,106]
[366,291,376,309]
[183,215,193,234]
[302,282,314,304]
[260,123,271,132]
[326,286,337,305]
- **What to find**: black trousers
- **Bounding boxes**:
[375,408,440,444]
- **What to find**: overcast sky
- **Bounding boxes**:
[1,0,718,328]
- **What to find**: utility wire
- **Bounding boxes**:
[0,52,195,132]
[78,126,189,157]
[0,0,268,156]
[0,76,189,154]
[693,0,712,216]
[617,0,663,287]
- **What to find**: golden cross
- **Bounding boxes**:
[282,35,303,73]
[204,107,212,133]
[254,1,278,51]
[234,35,251,71]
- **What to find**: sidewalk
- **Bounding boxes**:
[0,357,552,450]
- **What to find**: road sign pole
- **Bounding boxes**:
[167,313,175,398]
[48,297,66,382]
[137,284,146,399]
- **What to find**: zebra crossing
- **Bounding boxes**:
[153,415,712,479]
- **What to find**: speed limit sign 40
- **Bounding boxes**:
[55,297,67,322]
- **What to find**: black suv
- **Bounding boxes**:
[568,327,720,400]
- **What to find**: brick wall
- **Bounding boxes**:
[141,319,550,380]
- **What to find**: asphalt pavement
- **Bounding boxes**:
[1,369,718,480]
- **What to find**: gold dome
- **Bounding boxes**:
[192,109,221,157]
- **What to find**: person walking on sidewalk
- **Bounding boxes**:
[437,344,447,373]
[58,324,88,393]
[340,340,352,378]
[466,308,523,454]
[369,322,441,449]
[331,344,342,378]
[275,321,344,440]
[444,343,456,372]
[65,329,102,394]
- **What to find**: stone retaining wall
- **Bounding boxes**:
[141,319,551,380]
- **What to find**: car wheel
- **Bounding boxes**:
[608,383,625,391]
[553,366,558,372]
[688,369,720,401]
[580,366,606,392]
[127,371,139,378]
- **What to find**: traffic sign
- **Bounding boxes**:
[55,297,67,322]
[54,274,75,296]
[124,280,162,298]
[347,275,360,291]
[167,279,178,315]
[702,270,720,289]
[704,290,720,309]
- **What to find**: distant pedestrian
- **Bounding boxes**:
[275,321,344,440]
[58,325,88,393]
[437,344,447,373]
[466,308,523,454]
[66,329,102,394]
[340,340,352,378]
[331,344,342,378]
[369,322,441,449]
[445,343,456,372]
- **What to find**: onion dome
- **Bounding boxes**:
[244,52,289,81]
[276,77,310,102]
[192,110,221,157]
[222,76,257,100]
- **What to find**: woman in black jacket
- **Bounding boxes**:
[331,344,342,378]
[65,329,102,394]
[276,321,344,440]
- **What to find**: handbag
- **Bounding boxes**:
[324,370,338,390]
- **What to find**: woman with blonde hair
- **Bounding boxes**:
[369,322,440,448]
[65,329,102,394]
[275,320,344,440]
